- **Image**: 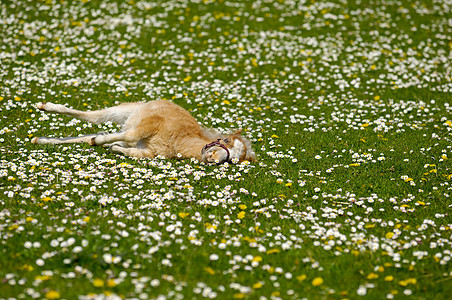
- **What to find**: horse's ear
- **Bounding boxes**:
[233,129,243,136]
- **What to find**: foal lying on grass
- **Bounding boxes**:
[32,100,255,164]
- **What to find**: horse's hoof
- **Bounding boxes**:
[36,102,45,110]
[89,137,97,146]
[108,142,121,152]
[31,137,39,144]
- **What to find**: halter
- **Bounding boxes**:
[202,139,230,162]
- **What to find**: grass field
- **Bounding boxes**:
[1,0,451,299]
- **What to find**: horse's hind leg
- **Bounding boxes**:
[36,102,143,125]
[90,115,162,146]
[31,134,97,145]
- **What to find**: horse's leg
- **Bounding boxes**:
[36,102,143,125]
[108,143,155,159]
[31,134,97,145]
[89,130,143,146]
[90,113,163,146]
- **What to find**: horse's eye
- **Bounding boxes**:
[224,138,229,143]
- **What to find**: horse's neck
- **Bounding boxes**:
[177,136,211,160]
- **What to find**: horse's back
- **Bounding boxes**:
[123,100,204,141]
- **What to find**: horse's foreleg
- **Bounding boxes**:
[89,132,127,146]
[89,130,142,146]
[109,143,154,158]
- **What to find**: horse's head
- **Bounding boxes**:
[201,129,255,164]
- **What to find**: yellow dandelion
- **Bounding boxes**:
[35,275,51,281]
[266,248,280,254]
[45,291,60,299]
[252,282,263,289]
[106,279,117,287]
[385,232,394,239]
[93,278,104,287]
[204,267,215,275]
[296,274,307,281]
[23,264,34,271]
[312,277,324,286]
[398,279,409,286]
[178,212,189,219]
[252,256,263,263]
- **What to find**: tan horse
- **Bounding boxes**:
[31,100,255,164]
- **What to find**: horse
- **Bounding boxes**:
[31,100,255,164]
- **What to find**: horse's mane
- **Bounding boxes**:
[201,127,225,140]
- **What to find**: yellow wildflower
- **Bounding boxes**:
[312,277,324,286]
[266,248,280,254]
[253,282,263,289]
[93,278,104,287]
[385,232,394,239]
[106,279,117,287]
[204,267,215,275]
[252,256,262,262]
[296,274,307,281]
[178,212,189,219]
[45,291,60,299]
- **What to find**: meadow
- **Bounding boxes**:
[0,0,451,299]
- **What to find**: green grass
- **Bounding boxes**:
[1,0,451,299]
